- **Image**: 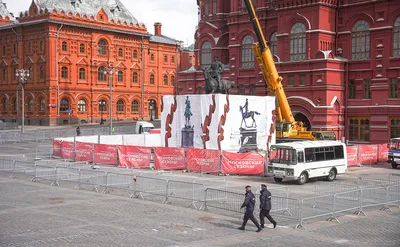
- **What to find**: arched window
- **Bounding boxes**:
[163,75,168,85]
[132,72,138,83]
[98,66,106,81]
[171,56,175,64]
[61,67,68,79]
[80,43,85,54]
[131,100,139,113]
[133,50,138,59]
[352,20,370,60]
[118,48,123,57]
[98,39,107,55]
[60,98,69,112]
[40,66,45,80]
[394,16,400,57]
[116,100,125,112]
[242,35,255,68]
[40,41,44,52]
[164,55,168,63]
[204,0,209,16]
[290,23,307,61]
[150,74,155,85]
[79,68,86,80]
[13,44,16,55]
[13,98,17,112]
[150,53,155,61]
[39,98,45,112]
[2,98,8,112]
[28,67,33,80]
[78,99,87,112]
[171,75,175,86]
[269,32,277,55]
[3,69,7,81]
[98,99,107,112]
[29,42,32,53]
[62,41,67,52]
[201,41,212,67]
[117,71,123,82]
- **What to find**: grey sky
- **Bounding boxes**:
[3,0,198,46]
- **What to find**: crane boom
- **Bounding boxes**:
[243,0,295,124]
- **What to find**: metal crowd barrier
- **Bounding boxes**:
[165,180,206,209]
[133,176,168,201]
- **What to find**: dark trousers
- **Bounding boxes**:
[242,211,260,228]
[260,209,276,226]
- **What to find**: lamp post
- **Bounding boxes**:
[149,99,155,121]
[104,67,118,135]
[15,69,30,133]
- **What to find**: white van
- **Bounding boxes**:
[135,121,155,134]
[268,141,347,185]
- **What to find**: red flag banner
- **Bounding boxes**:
[358,145,378,165]
[221,151,264,175]
[52,140,63,158]
[61,141,75,160]
[378,144,388,163]
[118,145,151,168]
[75,142,93,162]
[93,144,117,165]
[154,147,186,170]
[346,146,358,167]
[186,148,220,173]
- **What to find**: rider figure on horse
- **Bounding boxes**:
[209,56,224,92]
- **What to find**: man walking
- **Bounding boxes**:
[259,184,277,229]
[238,185,262,232]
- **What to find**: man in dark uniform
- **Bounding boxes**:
[259,184,277,228]
[238,185,262,232]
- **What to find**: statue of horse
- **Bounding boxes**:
[239,106,260,129]
[220,80,236,94]
[202,67,219,94]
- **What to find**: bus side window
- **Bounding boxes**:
[305,148,314,162]
[298,151,304,163]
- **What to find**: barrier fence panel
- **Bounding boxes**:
[204,188,244,214]
[133,176,168,202]
[270,196,300,222]
[12,161,36,178]
[54,166,81,187]
[297,194,335,230]
[165,180,206,209]
[389,173,400,184]
[76,169,107,192]
[32,165,57,185]
[387,184,400,208]
[314,183,361,197]
[104,172,136,194]
[0,159,15,175]
[332,190,363,218]
[193,177,228,191]
[360,186,389,211]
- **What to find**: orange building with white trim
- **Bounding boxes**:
[0,0,182,126]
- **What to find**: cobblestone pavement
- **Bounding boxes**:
[0,176,399,247]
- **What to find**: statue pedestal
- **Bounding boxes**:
[181,127,194,148]
[239,128,258,153]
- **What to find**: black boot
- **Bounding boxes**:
[260,224,265,228]
[238,226,245,230]
[256,227,263,232]
[273,222,277,229]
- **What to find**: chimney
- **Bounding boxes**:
[154,22,162,36]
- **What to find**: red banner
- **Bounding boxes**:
[52,140,62,158]
[93,144,117,165]
[186,148,220,173]
[358,145,378,165]
[154,147,186,170]
[378,144,388,163]
[346,146,359,167]
[61,141,75,160]
[221,151,264,175]
[75,142,93,162]
[118,146,151,168]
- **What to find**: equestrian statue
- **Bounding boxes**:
[203,56,236,94]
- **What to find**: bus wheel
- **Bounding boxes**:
[326,168,337,181]
[392,163,398,169]
[274,177,283,183]
[298,172,308,185]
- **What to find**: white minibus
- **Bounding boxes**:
[268,141,347,185]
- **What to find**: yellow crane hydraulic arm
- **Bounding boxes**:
[243,0,295,125]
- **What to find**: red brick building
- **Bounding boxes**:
[0,0,185,126]
[178,0,400,144]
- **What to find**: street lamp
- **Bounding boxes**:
[149,99,155,121]
[103,67,118,135]
[15,69,30,133]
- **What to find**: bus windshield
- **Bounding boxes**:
[270,147,297,165]
[389,139,400,150]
